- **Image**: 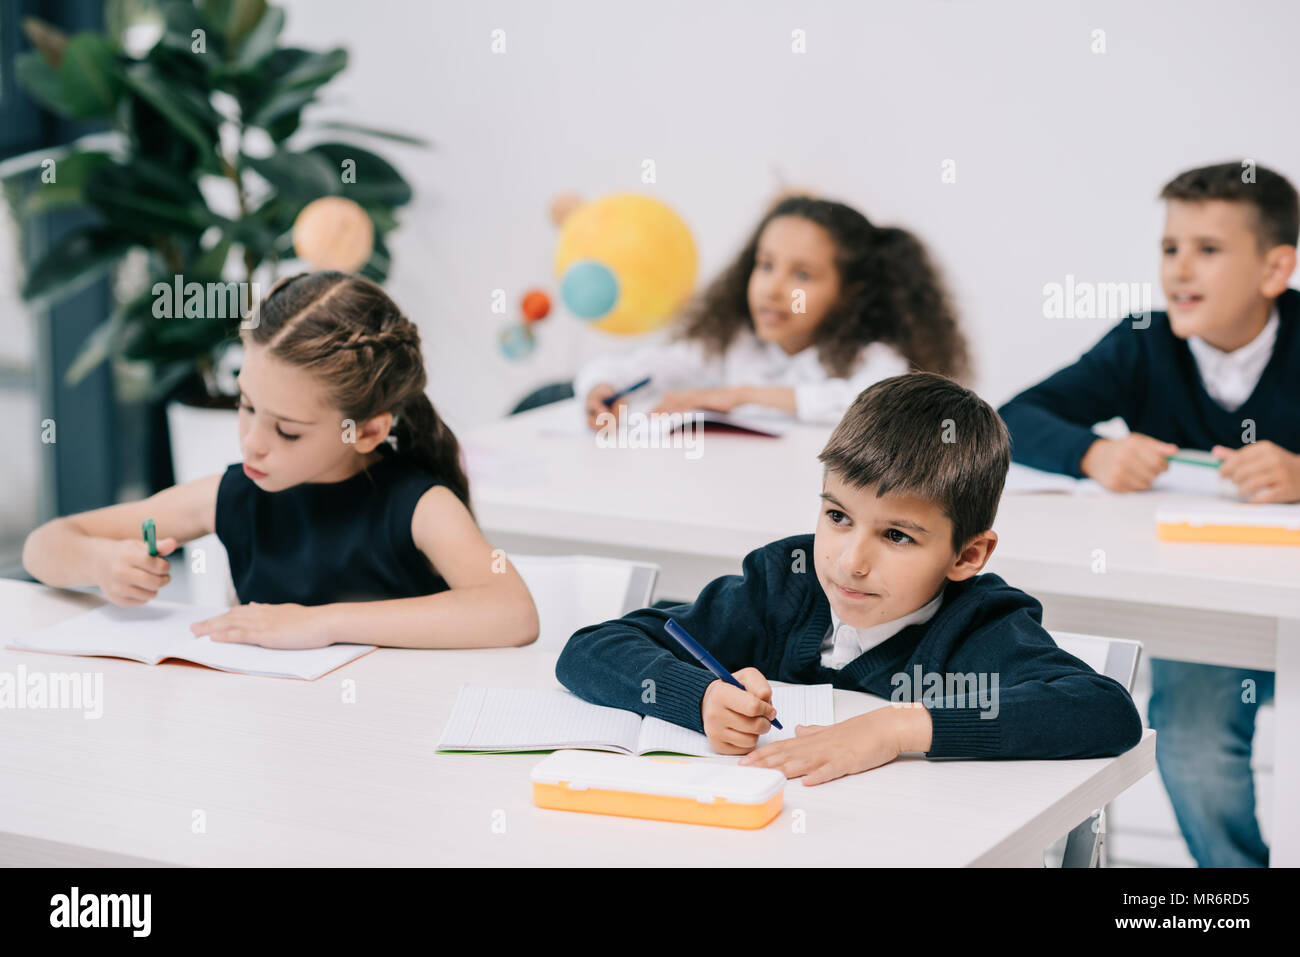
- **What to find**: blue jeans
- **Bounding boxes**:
[1147,659,1275,867]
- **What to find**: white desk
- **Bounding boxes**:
[462,400,1300,866]
[0,581,1151,867]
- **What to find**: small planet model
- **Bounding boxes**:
[292,196,375,273]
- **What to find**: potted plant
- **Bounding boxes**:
[2,0,425,488]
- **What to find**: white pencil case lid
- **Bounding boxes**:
[531,750,785,804]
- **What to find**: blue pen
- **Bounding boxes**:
[664,618,782,730]
[603,376,652,407]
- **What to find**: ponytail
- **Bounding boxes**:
[393,392,473,516]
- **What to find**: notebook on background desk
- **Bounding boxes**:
[437,683,834,757]
[534,398,792,438]
[6,601,375,680]
[1004,459,1238,497]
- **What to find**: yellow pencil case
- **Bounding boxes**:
[1156,504,1300,545]
[531,751,785,829]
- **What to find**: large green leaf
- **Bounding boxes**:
[63,285,155,386]
[159,1,219,58]
[59,34,122,118]
[247,85,317,131]
[201,0,267,46]
[244,149,339,201]
[359,230,391,284]
[120,62,220,158]
[231,47,346,139]
[273,47,347,92]
[193,234,234,278]
[14,51,73,117]
[229,206,280,261]
[306,142,412,207]
[127,90,203,172]
[312,121,430,148]
[231,5,283,71]
[21,151,113,217]
[84,160,213,237]
[146,361,205,403]
[124,311,239,363]
[21,227,133,309]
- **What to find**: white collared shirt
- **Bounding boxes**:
[1186,308,1278,412]
[818,590,944,670]
[572,329,910,425]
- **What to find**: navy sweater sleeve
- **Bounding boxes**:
[997,316,1146,476]
[920,582,1144,759]
[555,543,790,734]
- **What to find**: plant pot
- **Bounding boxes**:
[166,397,242,608]
[166,398,242,485]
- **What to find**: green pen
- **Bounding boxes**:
[1166,449,1222,469]
[143,518,157,556]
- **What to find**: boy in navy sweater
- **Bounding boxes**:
[556,373,1142,786]
[998,162,1299,867]
[999,164,1300,499]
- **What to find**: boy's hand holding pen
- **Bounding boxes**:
[663,618,781,754]
[701,666,780,754]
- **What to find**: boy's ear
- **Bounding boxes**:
[947,529,998,582]
[1261,244,1298,299]
[351,412,394,453]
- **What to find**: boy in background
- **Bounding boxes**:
[999,161,1299,865]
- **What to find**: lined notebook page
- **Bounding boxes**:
[436,685,644,753]
[9,602,374,681]
[637,683,835,756]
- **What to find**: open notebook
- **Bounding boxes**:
[1005,458,1238,497]
[535,398,792,439]
[436,683,835,757]
[8,601,375,680]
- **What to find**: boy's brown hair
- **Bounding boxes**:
[819,373,1010,553]
[1160,162,1299,251]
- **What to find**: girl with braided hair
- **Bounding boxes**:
[24,272,539,650]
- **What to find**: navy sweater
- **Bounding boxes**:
[998,288,1300,477]
[555,535,1143,759]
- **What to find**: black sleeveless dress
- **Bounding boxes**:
[215,443,451,605]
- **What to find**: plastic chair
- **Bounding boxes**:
[1049,630,1143,868]
[509,553,658,650]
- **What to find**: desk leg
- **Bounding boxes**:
[1273,617,1300,868]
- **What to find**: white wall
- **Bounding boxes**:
[277,0,1300,432]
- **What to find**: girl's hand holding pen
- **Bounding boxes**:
[584,383,629,430]
[96,536,177,606]
[701,666,778,754]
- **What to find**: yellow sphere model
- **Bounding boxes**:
[554,193,697,336]
[292,197,375,273]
